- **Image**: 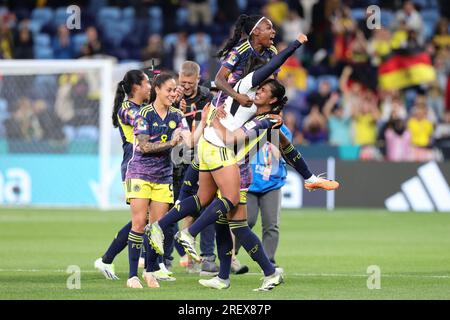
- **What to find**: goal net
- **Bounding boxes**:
[0,59,125,210]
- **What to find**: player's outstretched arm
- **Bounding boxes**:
[251,33,308,88]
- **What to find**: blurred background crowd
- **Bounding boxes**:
[0,0,449,161]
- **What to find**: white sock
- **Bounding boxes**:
[159,263,168,272]
[305,174,318,183]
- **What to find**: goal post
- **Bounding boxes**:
[0,59,117,210]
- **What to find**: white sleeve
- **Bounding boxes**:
[234,72,255,94]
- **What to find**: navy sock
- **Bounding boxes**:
[102,221,132,264]
[178,162,200,201]
[143,232,160,272]
[282,143,313,180]
[159,195,201,230]
[128,230,143,278]
[229,220,275,276]
[188,197,235,238]
[215,217,233,280]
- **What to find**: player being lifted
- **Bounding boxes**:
[148,33,338,291]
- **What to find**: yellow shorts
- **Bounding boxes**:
[216,189,248,205]
[198,135,236,172]
[125,179,174,204]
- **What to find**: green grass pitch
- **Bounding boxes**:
[1,208,450,300]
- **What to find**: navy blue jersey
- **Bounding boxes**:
[117,100,140,181]
[126,105,188,184]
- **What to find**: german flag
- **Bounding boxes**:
[378,50,436,90]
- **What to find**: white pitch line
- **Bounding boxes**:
[1,269,449,279]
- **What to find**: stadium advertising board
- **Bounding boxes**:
[0,155,98,206]
[335,161,450,212]
[282,159,334,209]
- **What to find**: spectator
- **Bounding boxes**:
[352,92,381,146]
[0,15,13,59]
[394,0,424,43]
[384,113,412,162]
[264,0,289,27]
[32,99,66,142]
[407,104,434,148]
[368,27,392,66]
[307,78,332,114]
[187,0,212,33]
[432,17,450,53]
[302,105,328,144]
[13,19,33,59]
[141,34,164,67]
[282,11,307,44]
[323,92,352,146]
[190,32,211,73]
[163,31,195,73]
[80,26,104,57]
[434,109,450,152]
[380,90,408,123]
[53,25,74,59]
[428,81,446,122]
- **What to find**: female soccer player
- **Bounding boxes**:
[149,34,330,291]
[94,69,150,280]
[125,73,191,289]
[214,14,278,108]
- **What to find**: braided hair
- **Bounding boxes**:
[216,14,268,59]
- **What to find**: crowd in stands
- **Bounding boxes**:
[0,0,449,161]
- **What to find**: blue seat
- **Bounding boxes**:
[123,7,135,20]
[28,20,42,34]
[73,33,87,54]
[148,7,162,33]
[237,0,248,11]
[54,7,69,28]
[163,33,178,50]
[35,33,51,47]
[307,75,318,93]
[188,33,212,47]
[351,8,366,21]
[97,7,121,25]
[421,9,440,23]
[423,20,435,41]
[34,46,54,59]
[317,75,339,92]
[31,7,53,25]
[412,0,428,8]
[380,10,394,28]
[210,0,218,17]
[176,8,189,27]
[0,98,8,123]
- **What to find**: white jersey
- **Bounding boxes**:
[204,72,257,147]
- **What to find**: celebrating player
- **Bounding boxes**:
[94,69,150,280]
[125,73,191,289]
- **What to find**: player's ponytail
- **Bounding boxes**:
[112,70,145,128]
[216,14,269,59]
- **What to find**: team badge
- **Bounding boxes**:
[136,118,147,131]
[169,120,176,129]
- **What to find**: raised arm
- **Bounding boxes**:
[250,34,308,88]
